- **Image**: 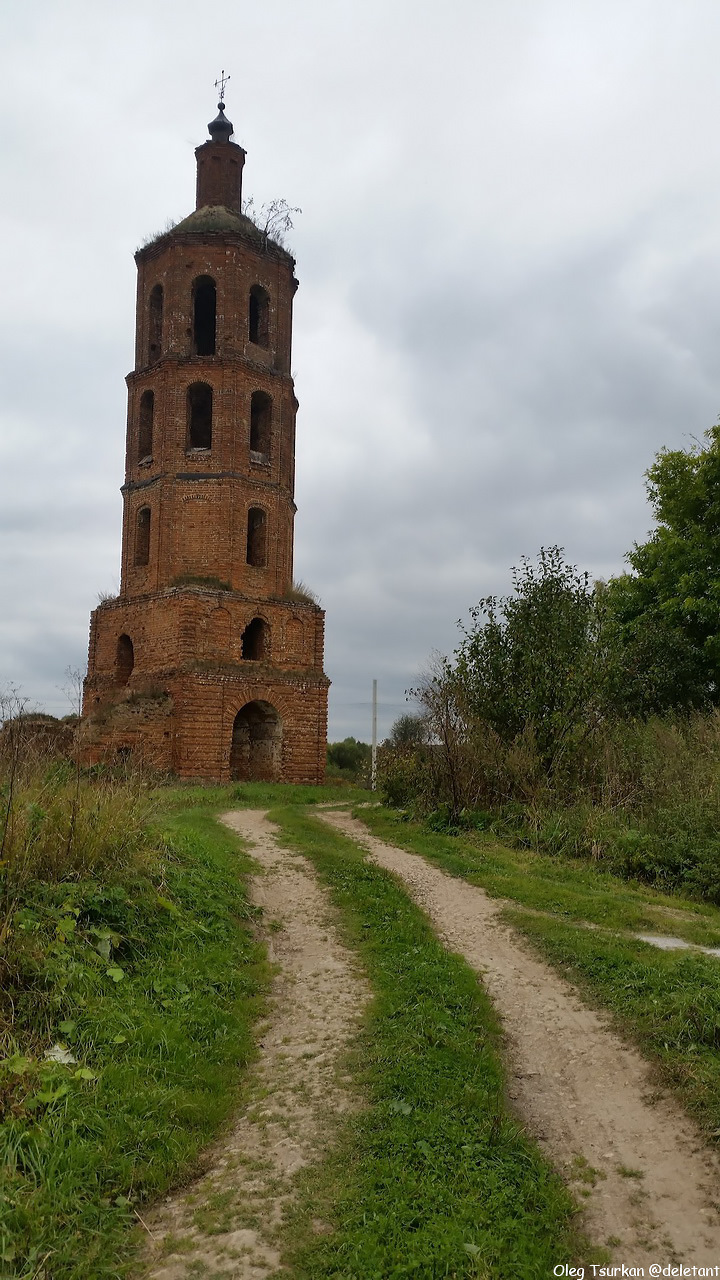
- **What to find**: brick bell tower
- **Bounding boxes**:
[82,92,329,782]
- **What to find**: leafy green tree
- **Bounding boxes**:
[453,546,611,768]
[385,712,429,749]
[607,426,720,712]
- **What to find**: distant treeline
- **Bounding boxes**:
[326,737,372,785]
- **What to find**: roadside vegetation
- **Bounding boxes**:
[0,718,268,1280]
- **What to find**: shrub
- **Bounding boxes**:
[380,711,720,903]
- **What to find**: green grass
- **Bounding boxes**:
[357,805,720,1138]
[267,805,588,1279]
[0,806,267,1280]
[358,806,720,946]
[154,779,373,813]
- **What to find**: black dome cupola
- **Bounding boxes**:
[208,102,233,143]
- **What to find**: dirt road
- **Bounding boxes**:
[141,810,370,1279]
[141,806,720,1274]
[319,808,720,1267]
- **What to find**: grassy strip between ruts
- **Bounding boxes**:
[0,805,267,1280]
[268,804,590,1280]
[357,805,720,1139]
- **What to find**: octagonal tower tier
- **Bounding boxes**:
[82,99,329,782]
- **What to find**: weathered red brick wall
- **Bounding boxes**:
[169,670,328,781]
[81,687,175,772]
[195,138,245,212]
[86,590,324,683]
[123,232,298,599]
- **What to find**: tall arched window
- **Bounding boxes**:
[192,276,216,356]
[135,507,151,566]
[138,390,154,461]
[246,508,267,567]
[187,382,213,450]
[148,285,163,363]
[115,634,134,686]
[241,617,269,661]
[250,391,272,460]
[248,285,270,347]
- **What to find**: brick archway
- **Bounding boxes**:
[229,700,282,781]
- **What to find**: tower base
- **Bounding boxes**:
[82,590,329,783]
[82,668,328,782]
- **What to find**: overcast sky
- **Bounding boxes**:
[2,0,720,740]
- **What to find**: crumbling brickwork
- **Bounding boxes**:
[82,100,329,782]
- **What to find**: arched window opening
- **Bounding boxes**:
[250,391,272,462]
[241,617,269,661]
[187,382,213,450]
[248,285,270,347]
[135,506,151,566]
[138,390,154,461]
[230,701,282,781]
[192,275,216,356]
[148,285,163,363]
[246,508,267,567]
[115,634,134,687]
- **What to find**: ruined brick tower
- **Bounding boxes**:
[82,96,329,781]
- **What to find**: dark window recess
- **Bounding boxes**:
[148,285,163,363]
[248,286,270,347]
[246,508,267,567]
[115,634,134,686]
[187,382,213,449]
[241,617,268,660]
[138,390,154,461]
[192,275,216,356]
[250,391,272,460]
[135,507,151,566]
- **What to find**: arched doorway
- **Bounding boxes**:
[229,701,282,781]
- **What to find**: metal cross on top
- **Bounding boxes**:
[214,70,230,104]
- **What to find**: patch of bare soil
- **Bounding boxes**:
[139,810,370,1280]
[319,809,720,1267]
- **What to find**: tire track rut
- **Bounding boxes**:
[140,809,370,1279]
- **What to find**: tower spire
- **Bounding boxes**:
[214,69,230,103]
[196,73,245,211]
[208,69,234,143]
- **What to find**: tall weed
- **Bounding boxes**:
[379,711,720,902]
